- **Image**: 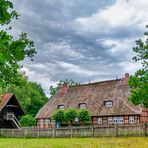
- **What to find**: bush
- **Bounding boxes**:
[51,109,65,123]
[78,109,91,125]
[20,115,36,127]
[64,108,78,125]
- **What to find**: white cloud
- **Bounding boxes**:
[42,41,84,59]
[100,38,135,55]
[75,0,148,33]
[57,61,98,76]
[119,61,142,74]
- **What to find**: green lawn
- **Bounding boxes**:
[0,137,148,148]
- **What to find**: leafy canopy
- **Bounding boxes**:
[129,25,148,108]
[20,114,36,127]
[78,109,91,124]
[50,79,80,97]
[64,108,77,124]
[51,110,65,123]
[0,79,48,117]
[0,0,36,87]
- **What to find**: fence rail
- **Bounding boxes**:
[0,124,148,138]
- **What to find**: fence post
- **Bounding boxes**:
[0,129,2,137]
[143,124,147,137]
[53,128,55,138]
[11,129,14,138]
[24,129,26,138]
[37,129,40,138]
[114,125,118,137]
[70,127,73,138]
[92,126,94,137]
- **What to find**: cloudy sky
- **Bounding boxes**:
[11,0,148,96]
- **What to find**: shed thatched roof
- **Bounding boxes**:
[36,76,142,119]
[0,94,25,115]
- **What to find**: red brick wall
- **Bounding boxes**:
[140,108,148,123]
[92,115,140,125]
[37,118,54,128]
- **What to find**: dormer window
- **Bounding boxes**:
[58,105,64,110]
[104,101,113,107]
[79,103,86,109]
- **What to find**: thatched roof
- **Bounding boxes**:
[36,75,142,119]
[0,94,25,115]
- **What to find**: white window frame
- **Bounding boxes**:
[108,117,113,124]
[113,117,118,124]
[129,116,135,123]
[39,119,44,127]
[97,117,103,124]
[79,103,86,109]
[118,117,124,124]
[45,119,50,124]
[75,117,79,122]
[105,101,113,107]
[58,105,64,110]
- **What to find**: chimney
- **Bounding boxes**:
[122,73,130,85]
[58,82,69,94]
[125,73,130,79]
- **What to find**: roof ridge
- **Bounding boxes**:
[69,78,121,88]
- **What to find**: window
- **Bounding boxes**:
[97,117,103,124]
[40,119,44,125]
[45,119,50,124]
[129,116,134,123]
[108,116,124,124]
[58,105,64,110]
[75,117,79,122]
[113,117,118,124]
[108,117,113,124]
[79,103,86,109]
[104,101,113,107]
[118,117,124,124]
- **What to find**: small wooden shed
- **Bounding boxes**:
[0,94,25,128]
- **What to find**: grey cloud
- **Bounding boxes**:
[11,0,147,95]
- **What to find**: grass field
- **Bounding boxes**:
[0,137,148,148]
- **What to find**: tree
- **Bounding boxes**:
[50,79,80,96]
[129,25,148,108]
[0,0,36,87]
[64,108,77,125]
[78,109,91,125]
[0,0,19,24]
[0,80,48,117]
[51,110,65,123]
[20,114,36,127]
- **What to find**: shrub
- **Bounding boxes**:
[20,114,36,127]
[64,108,78,125]
[78,109,91,125]
[51,109,65,123]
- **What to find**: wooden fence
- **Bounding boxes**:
[0,124,148,138]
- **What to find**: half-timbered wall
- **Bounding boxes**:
[92,115,140,125]
[140,108,148,123]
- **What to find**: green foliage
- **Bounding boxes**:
[52,108,91,125]
[78,109,91,125]
[51,110,65,123]
[20,114,36,127]
[50,79,80,97]
[64,108,77,124]
[129,25,148,108]
[0,0,36,87]
[0,0,19,25]
[0,80,48,117]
